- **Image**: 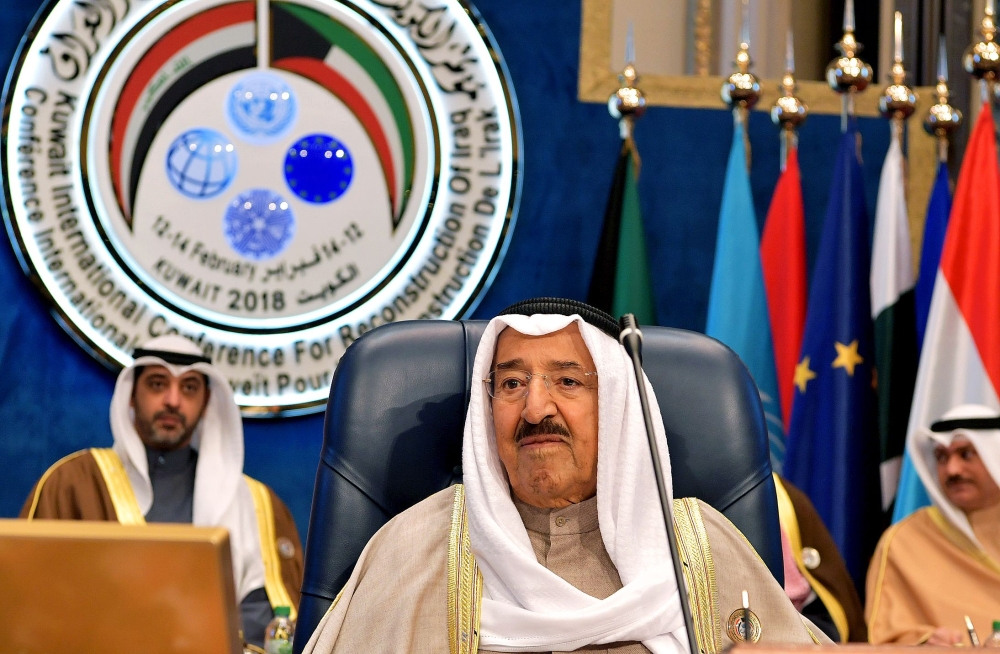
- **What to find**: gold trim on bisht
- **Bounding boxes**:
[448,485,483,654]
[25,450,88,519]
[90,448,146,525]
[672,497,723,654]
[245,475,297,620]
[926,506,1000,575]
[772,474,849,641]
[865,520,904,643]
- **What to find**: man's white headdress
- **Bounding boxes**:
[110,334,265,601]
[909,403,1000,547]
[462,310,689,654]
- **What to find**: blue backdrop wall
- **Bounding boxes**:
[0,0,890,539]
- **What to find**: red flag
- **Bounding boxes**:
[938,104,1000,391]
[761,147,807,428]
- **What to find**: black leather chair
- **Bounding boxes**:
[294,320,782,651]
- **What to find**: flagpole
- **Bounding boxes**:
[609,22,646,169]
[608,37,701,654]
[879,12,917,149]
[962,0,1000,107]
[826,0,871,133]
[925,35,962,164]
[771,29,807,172]
[721,0,760,172]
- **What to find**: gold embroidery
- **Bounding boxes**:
[90,448,146,525]
[672,498,722,654]
[245,475,297,620]
[773,474,850,641]
[25,450,88,519]
[804,620,823,644]
[448,485,482,654]
[926,506,1000,574]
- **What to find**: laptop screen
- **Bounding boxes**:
[0,519,243,654]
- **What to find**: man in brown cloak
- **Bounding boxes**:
[866,404,1000,645]
[21,334,303,646]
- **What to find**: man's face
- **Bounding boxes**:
[491,323,599,509]
[934,437,1000,513]
[131,365,210,451]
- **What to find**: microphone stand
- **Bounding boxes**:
[619,313,700,654]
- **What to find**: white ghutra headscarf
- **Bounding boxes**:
[462,313,690,654]
[109,334,265,602]
[908,403,1000,548]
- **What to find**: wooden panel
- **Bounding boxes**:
[0,519,242,654]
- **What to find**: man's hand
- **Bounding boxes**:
[925,627,964,646]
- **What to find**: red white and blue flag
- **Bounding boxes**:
[904,103,1000,477]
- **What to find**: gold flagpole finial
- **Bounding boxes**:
[963,0,1000,100]
[771,29,807,170]
[826,0,872,130]
[721,0,761,114]
[879,11,917,126]
[925,35,963,162]
[609,22,646,140]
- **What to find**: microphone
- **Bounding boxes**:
[619,314,642,364]
[619,313,699,654]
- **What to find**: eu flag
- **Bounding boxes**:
[785,123,880,586]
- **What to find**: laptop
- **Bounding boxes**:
[0,519,243,654]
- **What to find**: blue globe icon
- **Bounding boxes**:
[227,72,297,143]
[224,189,295,260]
[165,129,238,199]
[284,134,354,204]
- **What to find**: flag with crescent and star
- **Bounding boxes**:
[785,121,881,587]
[870,132,918,516]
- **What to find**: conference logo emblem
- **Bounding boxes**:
[2,0,521,414]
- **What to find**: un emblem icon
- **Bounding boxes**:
[227,72,297,143]
[223,189,296,260]
[165,129,238,199]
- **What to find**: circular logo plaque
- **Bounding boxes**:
[2,0,520,415]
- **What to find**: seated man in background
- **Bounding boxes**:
[21,335,302,646]
[304,299,829,653]
[773,474,867,643]
[866,404,1000,645]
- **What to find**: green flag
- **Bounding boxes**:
[587,139,656,325]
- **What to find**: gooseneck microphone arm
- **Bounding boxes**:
[619,313,700,654]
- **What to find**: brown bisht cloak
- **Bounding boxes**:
[866,504,1000,645]
[773,474,867,642]
[21,448,303,612]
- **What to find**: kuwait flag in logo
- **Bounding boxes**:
[271,2,416,232]
[904,103,1000,472]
